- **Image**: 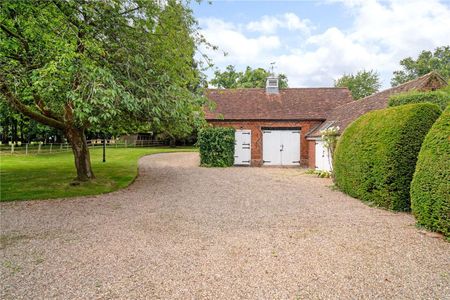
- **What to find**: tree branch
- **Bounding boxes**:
[1,22,35,70]
[0,75,66,130]
[33,92,64,122]
[1,7,31,54]
[119,6,141,16]
[0,23,21,40]
[51,0,82,29]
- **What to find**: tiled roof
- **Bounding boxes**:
[306,71,448,138]
[305,121,336,138]
[204,88,353,120]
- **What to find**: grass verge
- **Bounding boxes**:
[0,147,196,201]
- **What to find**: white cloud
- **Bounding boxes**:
[276,27,392,86]
[199,18,281,65]
[198,0,450,88]
[246,13,312,35]
[350,0,450,57]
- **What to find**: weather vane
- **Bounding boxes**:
[270,62,276,75]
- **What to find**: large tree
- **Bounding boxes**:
[391,46,450,87]
[0,102,61,143]
[147,0,206,145]
[210,65,288,89]
[0,0,205,181]
[334,70,381,100]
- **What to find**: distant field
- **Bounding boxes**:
[0,147,197,201]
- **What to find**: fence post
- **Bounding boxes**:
[11,144,14,154]
[50,143,53,153]
[60,143,63,151]
[125,140,127,148]
[25,143,28,155]
[38,143,41,154]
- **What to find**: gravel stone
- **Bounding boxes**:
[1,152,449,299]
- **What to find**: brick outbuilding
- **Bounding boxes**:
[204,71,447,169]
[204,82,353,167]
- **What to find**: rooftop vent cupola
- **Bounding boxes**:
[266,75,279,94]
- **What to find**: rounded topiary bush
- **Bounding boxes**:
[198,127,235,167]
[410,106,450,237]
[388,88,449,111]
[334,103,441,211]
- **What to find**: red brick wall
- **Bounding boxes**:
[308,140,316,169]
[208,120,322,167]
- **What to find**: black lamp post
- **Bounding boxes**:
[102,135,106,163]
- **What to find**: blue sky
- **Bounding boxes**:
[191,0,450,88]
[193,1,353,32]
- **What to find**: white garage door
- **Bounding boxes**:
[262,129,300,166]
[234,130,251,165]
[315,140,332,171]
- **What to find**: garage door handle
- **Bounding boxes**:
[280,144,284,151]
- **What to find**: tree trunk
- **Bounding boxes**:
[65,127,95,181]
[12,118,17,144]
[169,137,176,148]
[1,121,9,143]
[19,120,24,142]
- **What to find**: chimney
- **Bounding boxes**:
[266,75,279,94]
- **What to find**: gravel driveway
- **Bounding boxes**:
[1,152,449,299]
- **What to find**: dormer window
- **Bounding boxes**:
[268,79,278,86]
[266,76,279,94]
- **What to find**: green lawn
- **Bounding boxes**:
[0,147,197,201]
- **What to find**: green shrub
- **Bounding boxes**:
[306,169,332,178]
[198,127,235,167]
[388,87,449,111]
[410,106,450,237]
[334,103,441,211]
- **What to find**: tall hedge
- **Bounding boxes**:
[198,127,235,167]
[410,106,450,237]
[334,103,441,211]
[388,87,449,111]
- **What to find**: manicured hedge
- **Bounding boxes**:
[198,127,235,167]
[410,106,450,237]
[334,103,441,211]
[388,87,449,111]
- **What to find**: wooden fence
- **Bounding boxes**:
[0,139,167,155]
